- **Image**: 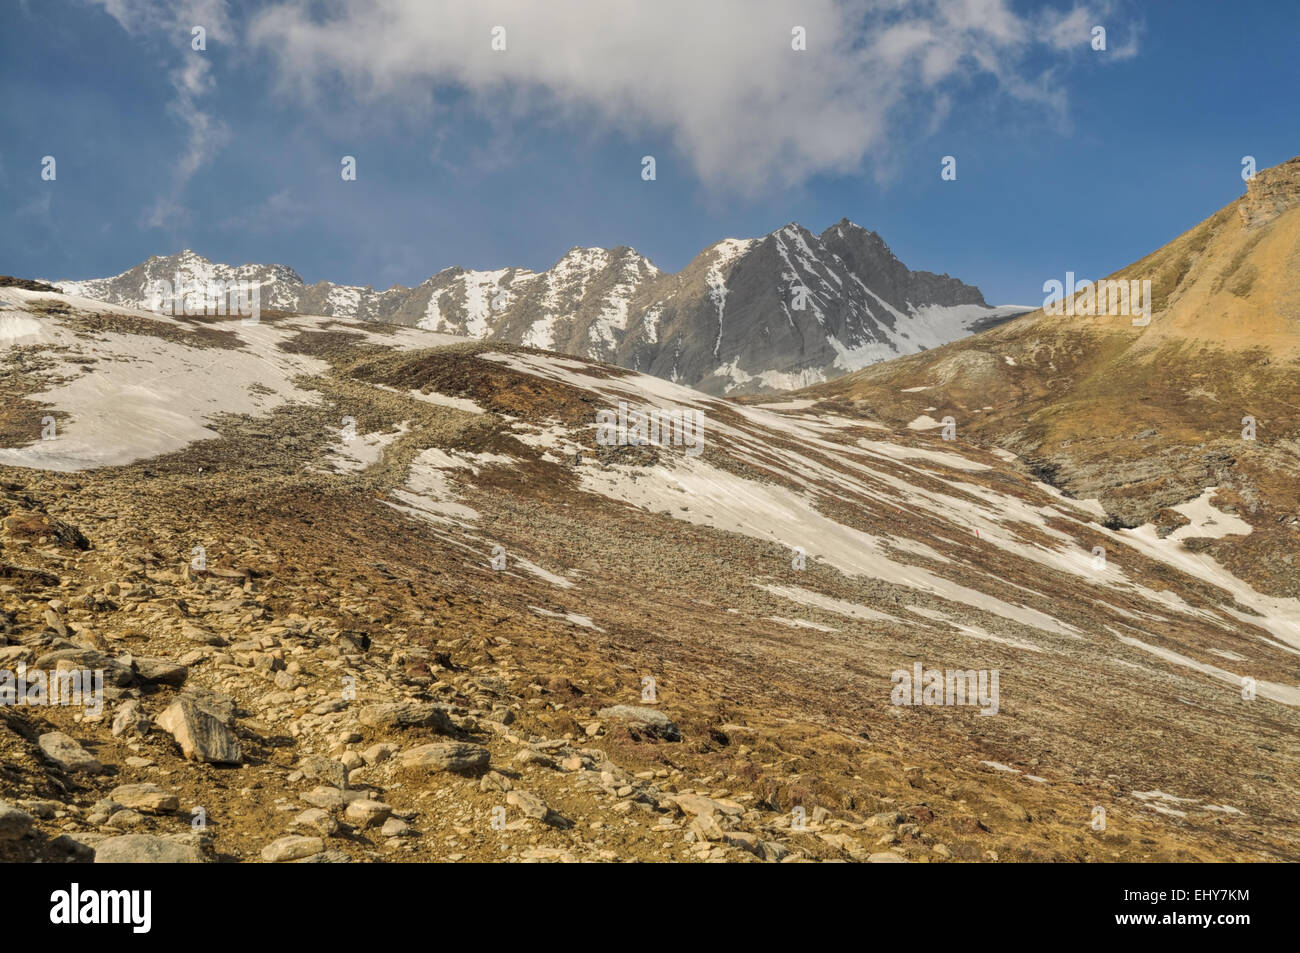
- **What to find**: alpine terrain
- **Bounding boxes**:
[0,248,1295,862]
[52,221,1027,396]
[799,155,1300,605]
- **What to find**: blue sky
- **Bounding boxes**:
[2,0,1297,305]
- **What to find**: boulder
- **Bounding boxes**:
[94,834,205,863]
[261,835,324,862]
[156,699,241,763]
[398,742,490,774]
[358,701,454,733]
[37,731,103,774]
[596,705,681,741]
[0,801,34,841]
[109,783,179,814]
[131,656,188,687]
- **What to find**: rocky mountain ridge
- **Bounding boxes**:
[54,222,1026,395]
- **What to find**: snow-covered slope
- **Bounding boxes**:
[2,284,1297,859]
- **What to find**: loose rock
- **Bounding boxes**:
[156,698,242,764]
[38,731,103,774]
[398,742,490,774]
[261,835,325,862]
[596,705,681,741]
[109,783,179,815]
[94,834,206,863]
[0,801,35,841]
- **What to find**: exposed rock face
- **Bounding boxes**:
[0,277,59,292]
[1239,156,1300,229]
[53,223,1020,395]
[2,511,89,549]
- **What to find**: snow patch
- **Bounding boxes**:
[758,584,901,624]
[768,616,838,632]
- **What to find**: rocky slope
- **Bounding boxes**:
[0,284,1295,863]
[53,223,1025,396]
[797,156,1300,604]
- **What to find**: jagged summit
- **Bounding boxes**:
[54,223,1019,395]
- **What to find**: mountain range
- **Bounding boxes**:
[53,221,1027,395]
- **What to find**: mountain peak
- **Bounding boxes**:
[825,218,875,239]
[51,221,1001,394]
[772,221,812,238]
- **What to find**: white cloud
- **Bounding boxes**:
[246,0,1121,192]
[145,54,230,228]
[84,0,232,227]
[1040,2,1140,59]
[88,0,230,38]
